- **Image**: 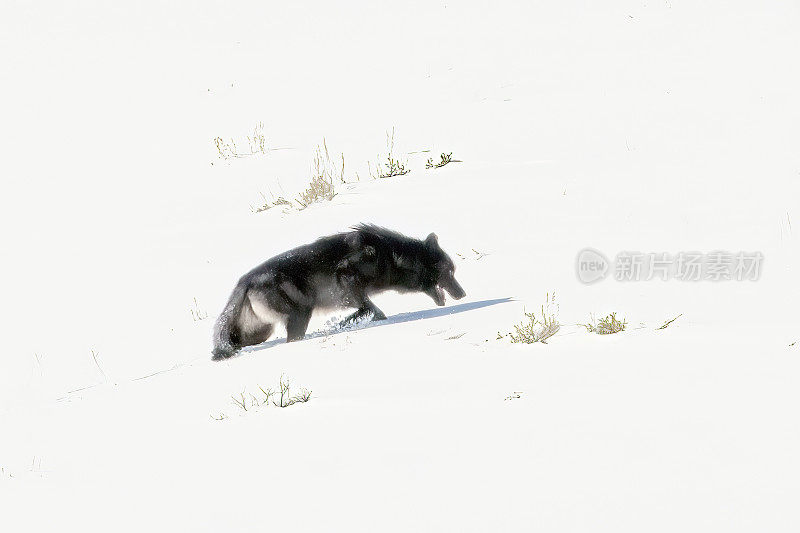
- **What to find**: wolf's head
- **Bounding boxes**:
[421,232,466,306]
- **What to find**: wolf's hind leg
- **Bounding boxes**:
[286,308,312,342]
[239,322,274,347]
[236,296,275,348]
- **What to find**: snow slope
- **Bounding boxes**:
[1,1,799,531]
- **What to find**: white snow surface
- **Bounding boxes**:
[2,1,799,531]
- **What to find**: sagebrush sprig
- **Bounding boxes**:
[295,139,342,208]
[426,152,457,169]
[250,193,295,213]
[504,292,560,344]
[581,312,627,335]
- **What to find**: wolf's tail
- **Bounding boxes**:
[212,282,248,360]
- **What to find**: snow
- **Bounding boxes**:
[2,1,799,531]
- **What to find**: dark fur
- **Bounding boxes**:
[212,224,466,360]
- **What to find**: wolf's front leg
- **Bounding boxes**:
[340,298,386,327]
[367,302,387,321]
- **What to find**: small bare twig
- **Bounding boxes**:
[258,385,274,405]
[90,349,108,382]
[231,391,248,411]
[190,297,208,321]
[656,313,683,330]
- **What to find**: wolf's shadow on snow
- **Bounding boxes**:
[239,297,513,355]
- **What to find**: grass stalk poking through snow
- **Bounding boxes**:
[224,376,312,417]
[369,127,410,179]
[214,122,267,160]
[272,375,312,408]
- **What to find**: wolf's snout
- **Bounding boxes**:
[442,276,466,301]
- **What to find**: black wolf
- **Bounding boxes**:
[212,224,466,359]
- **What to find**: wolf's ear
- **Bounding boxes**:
[425,233,439,248]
